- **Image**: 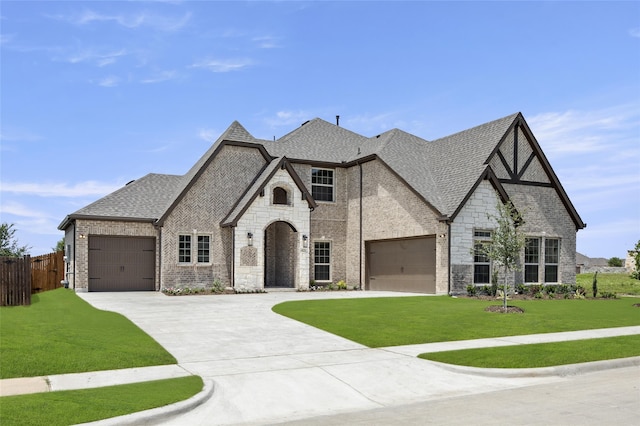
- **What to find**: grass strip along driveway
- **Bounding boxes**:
[0,288,202,425]
[420,334,640,368]
[0,376,203,426]
[273,296,640,347]
[1,288,175,379]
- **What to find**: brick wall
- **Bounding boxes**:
[161,144,266,289]
[347,160,448,293]
[71,219,158,291]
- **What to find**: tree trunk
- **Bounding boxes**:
[503,266,508,312]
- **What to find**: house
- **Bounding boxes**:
[58,112,585,294]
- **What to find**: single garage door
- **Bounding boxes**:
[88,236,155,291]
[367,236,436,293]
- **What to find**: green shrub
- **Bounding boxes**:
[466,285,477,296]
[336,280,347,290]
[608,257,623,267]
[600,291,617,299]
[212,279,224,293]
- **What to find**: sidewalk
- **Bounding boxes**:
[2,325,639,398]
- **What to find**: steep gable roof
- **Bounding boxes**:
[221,157,316,227]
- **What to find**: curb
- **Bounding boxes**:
[79,379,215,426]
[428,356,640,378]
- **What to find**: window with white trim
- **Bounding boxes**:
[197,235,210,263]
[524,238,540,283]
[178,235,191,263]
[544,238,559,283]
[473,230,492,284]
[311,168,334,202]
[314,241,331,281]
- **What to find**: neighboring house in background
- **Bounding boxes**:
[58,112,585,294]
[576,252,609,274]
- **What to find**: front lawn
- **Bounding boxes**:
[272,296,640,348]
[0,288,176,379]
[419,334,640,368]
[0,376,203,426]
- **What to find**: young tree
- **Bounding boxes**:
[477,200,526,312]
[632,240,640,280]
[607,257,623,267]
[0,223,31,257]
[53,238,65,252]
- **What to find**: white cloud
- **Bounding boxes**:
[59,9,191,32]
[0,201,51,219]
[527,105,640,156]
[66,48,127,67]
[0,181,123,197]
[198,128,219,142]
[141,70,177,84]
[252,35,282,49]
[189,58,252,72]
[629,27,640,38]
[264,110,313,128]
[97,75,120,87]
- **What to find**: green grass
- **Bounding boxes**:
[577,273,640,296]
[0,375,203,426]
[272,296,640,347]
[0,289,176,379]
[419,334,640,368]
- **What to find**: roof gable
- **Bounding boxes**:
[221,157,316,227]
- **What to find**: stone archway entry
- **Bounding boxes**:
[264,221,297,288]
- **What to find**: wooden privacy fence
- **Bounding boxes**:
[1,255,31,306]
[1,252,65,306]
[31,251,64,293]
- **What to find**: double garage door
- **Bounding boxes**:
[88,236,156,291]
[367,236,436,294]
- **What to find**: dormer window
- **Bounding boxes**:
[273,187,288,205]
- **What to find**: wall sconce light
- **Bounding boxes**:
[247,232,253,247]
[79,233,86,239]
[302,234,308,248]
[439,234,447,239]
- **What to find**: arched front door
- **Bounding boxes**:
[264,221,297,288]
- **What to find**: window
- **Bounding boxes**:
[314,241,331,281]
[311,168,334,202]
[524,238,540,283]
[197,236,210,263]
[273,187,288,205]
[178,235,191,263]
[473,230,491,284]
[544,239,559,283]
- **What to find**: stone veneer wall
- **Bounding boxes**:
[450,180,501,294]
[449,180,578,294]
[234,167,310,290]
[347,160,448,293]
[71,219,159,291]
[161,145,266,289]
[505,183,577,285]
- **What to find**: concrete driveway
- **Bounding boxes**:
[78,291,624,425]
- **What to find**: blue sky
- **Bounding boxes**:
[1,1,639,259]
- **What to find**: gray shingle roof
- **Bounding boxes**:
[67,173,184,221]
[60,112,551,229]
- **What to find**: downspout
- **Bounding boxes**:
[359,162,363,290]
[72,222,77,290]
[231,226,235,290]
[156,224,162,291]
[447,221,452,295]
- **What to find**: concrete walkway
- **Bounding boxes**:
[1,291,638,425]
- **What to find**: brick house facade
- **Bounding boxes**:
[59,113,585,294]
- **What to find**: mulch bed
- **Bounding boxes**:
[484,305,525,314]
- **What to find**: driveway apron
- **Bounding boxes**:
[79,291,567,425]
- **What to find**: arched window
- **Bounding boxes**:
[273,187,288,205]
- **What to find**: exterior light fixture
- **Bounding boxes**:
[79,233,86,239]
[302,234,308,248]
[247,232,253,246]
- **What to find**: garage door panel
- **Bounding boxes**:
[367,237,436,294]
[88,236,155,292]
